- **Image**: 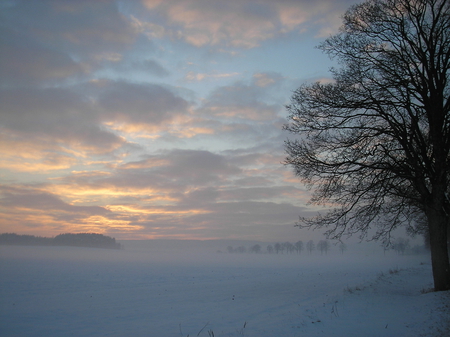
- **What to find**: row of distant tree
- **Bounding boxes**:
[227,238,426,256]
[226,240,346,255]
[0,233,122,249]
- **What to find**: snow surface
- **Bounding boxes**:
[0,241,449,337]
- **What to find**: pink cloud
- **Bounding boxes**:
[140,0,357,48]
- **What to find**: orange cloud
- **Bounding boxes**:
[80,215,141,232]
[0,137,77,172]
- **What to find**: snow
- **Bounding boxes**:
[1,241,449,337]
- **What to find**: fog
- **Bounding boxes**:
[1,241,448,336]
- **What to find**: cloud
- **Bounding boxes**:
[199,81,280,121]
[252,72,284,88]
[0,0,343,240]
[0,79,194,173]
[6,0,136,54]
[0,142,311,239]
[83,149,241,191]
[0,87,125,156]
[136,200,312,240]
[51,148,287,202]
[109,58,171,78]
[39,149,244,216]
[0,186,110,217]
[140,0,358,48]
[163,149,242,184]
[0,135,78,172]
[140,59,171,77]
[175,183,308,216]
[0,28,84,86]
[142,0,278,48]
[69,148,300,204]
[184,71,240,82]
[0,0,137,85]
[97,80,191,130]
[0,185,144,235]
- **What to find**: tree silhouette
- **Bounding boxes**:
[294,240,304,254]
[284,0,450,290]
[250,244,261,253]
[317,240,330,255]
[283,242,295,254]
[306,240,315,254]
[0,233,121,249]
[274,242,281,254]
[236,246,246,254]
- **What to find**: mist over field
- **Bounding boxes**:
[1,240,448,337]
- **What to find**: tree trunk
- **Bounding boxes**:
[427,209,450,291]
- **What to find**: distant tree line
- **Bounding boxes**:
[226,240,337,255]
[0,233,122,249]
[225,238,426,256]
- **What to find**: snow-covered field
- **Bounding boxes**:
[1,241,449,337]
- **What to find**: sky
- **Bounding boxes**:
[0,0,363,242]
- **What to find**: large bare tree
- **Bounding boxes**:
[284,0,450,291]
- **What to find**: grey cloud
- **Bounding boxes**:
[209,200,307,221]
[97,81,189,124]
[122,149,241,188]
[252,72,285,88]
[132,200,311,236]
[0,0,137,85]
[0,186,110,216]
[201,82,279,120]
[179,187,221,205]
[0,28,83,86]
[177,185,302,209]
[0,87,124,153]
[64,147,299,205]
[140,0,360,48]
[189,201,311,239]
[0,0,136,56]
[117,198,311,240]
[139,59,171,77]
[161,149,241,185]
[232,176,273,187]
[0,79,192,156]
[218,186,300,202]
[107,58,170,78]
[224,151,266,166]
[62,149,242,193]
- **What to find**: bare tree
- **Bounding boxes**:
[295,240,304,254]
[250,244,261,253]
[306,240,315,254]
[274,242,281,254]
[283,242,295,254]
[317,240,331,255]
[284,0,450,290]
[237,246,246,254]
